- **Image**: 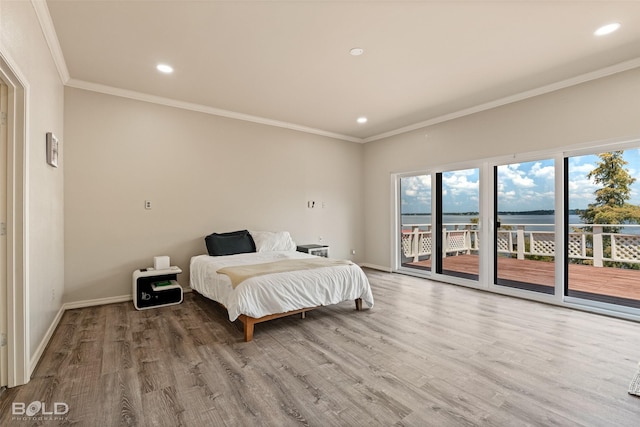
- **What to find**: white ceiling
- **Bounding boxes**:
[45,0,640,142]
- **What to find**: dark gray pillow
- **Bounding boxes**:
[205,230,256,256]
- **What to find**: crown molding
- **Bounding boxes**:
[63,58,640,145]
[362,57,640,143]
[31,0,70,84]
[65,79,363,143]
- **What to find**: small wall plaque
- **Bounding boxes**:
[46,132,59,167]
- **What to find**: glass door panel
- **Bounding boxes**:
[494,160,555,294]
[566,151,640,308]
[399,174,432,271]
[436,168,480,280]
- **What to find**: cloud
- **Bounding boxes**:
[442,169,479,211]
[442,170,479,192]
[498,190,517,200]
[497,160,556,210]
[530,162,554,179]
[402,175,431,198]
[498,164,536,188]
[570,164,595,176]
[512,174,536,188]
[401,175,432,213]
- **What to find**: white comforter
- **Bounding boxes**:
[190,251,374,321]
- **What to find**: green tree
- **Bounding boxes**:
[576,151,640,269]
[579,151,640,231]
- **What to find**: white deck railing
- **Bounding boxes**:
[401,223,640,266]
[401,224,479,262]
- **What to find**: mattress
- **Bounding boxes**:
[190,251,374,321]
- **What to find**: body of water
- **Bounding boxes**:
[402,214,640,234]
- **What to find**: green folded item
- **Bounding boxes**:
[153,280,172,287]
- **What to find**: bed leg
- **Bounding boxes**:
[244,320,255,342]
[355,298,363,311]
[301,311,306,319]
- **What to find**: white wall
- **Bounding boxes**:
[363,67,640,269]
[63,88,364,303]
[0,1,65,358]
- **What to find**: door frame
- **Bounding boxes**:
[0,48,30,387]
[393,171,434,274]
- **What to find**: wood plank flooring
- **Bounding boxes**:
[2,269,640,426]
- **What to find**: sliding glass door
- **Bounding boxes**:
[394,142,640,321]
[494,159,556,294]
[435,168,480,281]
[399,174,432,272]
[565,150,640,308]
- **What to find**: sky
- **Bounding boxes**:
[400,149,640,213]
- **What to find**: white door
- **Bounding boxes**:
[0,80,8,387]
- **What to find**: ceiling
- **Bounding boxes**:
[45,1,640,142]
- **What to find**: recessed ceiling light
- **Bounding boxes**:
[594,22,621,36]
[350,48,364,56]
[357,117,368,124]
[156,64,174,73]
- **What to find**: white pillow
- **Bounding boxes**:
[249,231,297,252]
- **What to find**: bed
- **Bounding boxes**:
[190,230,374,341]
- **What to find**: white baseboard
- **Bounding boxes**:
[62,294,132,311]
[29,306,65,376]
[63,286,192,310]
[360,263,392,272]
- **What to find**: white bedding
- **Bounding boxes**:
[190,251,374,321]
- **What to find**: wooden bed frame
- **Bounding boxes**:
[237,298,363,342]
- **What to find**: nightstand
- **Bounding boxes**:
[296,244,329,258]
[132,266,183,310]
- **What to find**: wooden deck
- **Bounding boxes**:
[405,254,640,301]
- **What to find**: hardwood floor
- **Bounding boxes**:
[2,269,640,426]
